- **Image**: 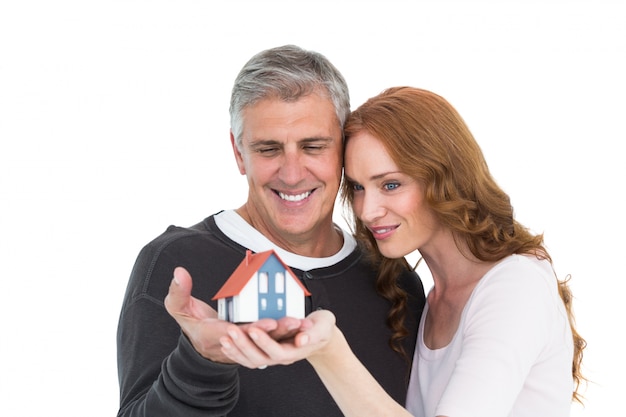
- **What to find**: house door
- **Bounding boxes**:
[257,258,287,319]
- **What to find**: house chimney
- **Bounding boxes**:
[245,249,252,265]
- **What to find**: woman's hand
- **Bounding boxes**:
[219,309,337,369]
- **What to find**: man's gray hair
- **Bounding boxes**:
[229,45,350,148]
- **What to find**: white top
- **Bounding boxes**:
[214,209,356,270]
[406,255,574,417]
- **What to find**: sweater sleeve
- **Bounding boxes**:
[117,296,239,417]
[116,232,240,417]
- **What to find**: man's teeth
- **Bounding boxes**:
[278,191,311,202]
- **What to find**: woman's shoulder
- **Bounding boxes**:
[472,254,557,303]
[486,254,553,281]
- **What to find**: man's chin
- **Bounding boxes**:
[275,219,315,236]
[272,213,326,235]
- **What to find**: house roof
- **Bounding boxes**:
[212,249,312,300]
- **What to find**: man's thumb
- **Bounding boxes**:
[164,266,193,313]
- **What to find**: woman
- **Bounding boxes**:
[219,87,586,417]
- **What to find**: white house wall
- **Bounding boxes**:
[285,274,306,319]
[234,272,259,323]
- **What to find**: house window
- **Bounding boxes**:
[260,298,267,311]
[259,272,269,293]
[275,272,285,293]
[227,299,234,321]
[277,298,284,311]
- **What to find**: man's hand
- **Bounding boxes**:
[164,266,306,363]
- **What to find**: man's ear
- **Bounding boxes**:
[230,131,246,175]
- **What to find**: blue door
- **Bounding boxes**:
[257,255,287,319]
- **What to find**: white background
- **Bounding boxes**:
[1,1,624,415]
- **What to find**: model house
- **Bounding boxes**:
[212,249,311,323]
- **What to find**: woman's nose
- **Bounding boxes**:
[357,191,386,223]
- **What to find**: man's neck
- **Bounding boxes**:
[235,205,343,258]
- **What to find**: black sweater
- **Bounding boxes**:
[117,214,425,416]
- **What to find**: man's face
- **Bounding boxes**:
[232,93,343,249]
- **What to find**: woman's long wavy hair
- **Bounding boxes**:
[341,86,586,403]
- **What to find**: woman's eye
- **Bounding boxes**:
[384,182,400,191]
[352,183,364,191]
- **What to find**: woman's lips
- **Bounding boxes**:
[368,225,398,240]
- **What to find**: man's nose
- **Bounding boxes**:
[278,151,305,185]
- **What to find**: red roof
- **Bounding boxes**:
[212,249,311,300]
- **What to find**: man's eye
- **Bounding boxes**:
[258,147,279,155]
[384,182,400,191]
[304,145,325,152]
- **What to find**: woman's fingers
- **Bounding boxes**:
[220,324,272,369]
[220,310,338,368]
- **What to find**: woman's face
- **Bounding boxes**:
[344,131,441,259]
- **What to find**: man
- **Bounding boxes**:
[117,45,426,417]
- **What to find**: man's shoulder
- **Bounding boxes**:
[139,215,219,252]
[123,214,246,303]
